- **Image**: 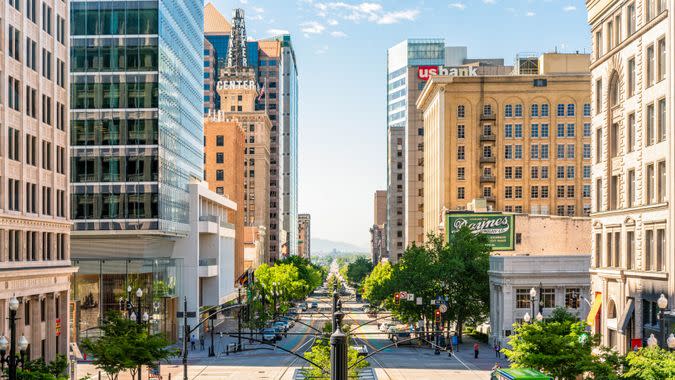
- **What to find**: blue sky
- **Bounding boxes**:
[209,0,591,249]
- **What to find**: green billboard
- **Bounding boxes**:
[446,213,515,250]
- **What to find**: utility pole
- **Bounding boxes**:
[330,281,347,380]
[182,297,188,380]
[237,287,242,351]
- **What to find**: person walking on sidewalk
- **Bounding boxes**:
[190,334,196,351]
[199,335,205,350]
[474,342,480,359]
[494,341,501,358]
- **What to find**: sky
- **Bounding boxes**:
[209,0,591,250]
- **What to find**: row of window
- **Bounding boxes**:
[5,129,65,173]
[598,161,666,212]
[7,26,65,86]
[71,7,159,36]
[502,123,592,139]
[478,143,591,160]
[71,43,159,72]
[71,81,158,109]
[71,118,159,146]
[456,103,591,119]
[7,0,65,39]
[72,193,159,220]
[515,288,583,309]
[594,225,665,272]
[502,204,589,217]
[7,230,66,262]
[5,178,65,217]
[71,156,159,183]
[594,1,667,60]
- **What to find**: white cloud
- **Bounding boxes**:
[252,6,264,13]
[563,5,576,11]
[250,14,264,21]
[482,0,495,4]
[267,28,290,35]
[239,0,248,3]
[330,30,347,37]
[526,11,535,16]
[377,9,419,24]
[301,21,325,35]
[307,2,418,25]
[449,2,466,10]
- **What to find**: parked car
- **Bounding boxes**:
[273,321,289,333]
[389,330,413,345]
[352,345,368,357]
[379,322,393,332]
[261,328,278,342]
[271,326,284,340]
[300,302,308,311]
[311,301,318,309]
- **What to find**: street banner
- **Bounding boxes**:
[446,213,515,250]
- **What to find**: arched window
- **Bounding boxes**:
[607,299,617,319]
[609,72,620,107]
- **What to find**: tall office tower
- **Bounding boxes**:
[586,0,671,353]
[386,126,405,261]
[0,0,73,360]
[418,53,592,234]
[69,0,203,341]
[257,36,299,260]
[371,190,388,263]
[298,214,311,260]
[205,8,271,267]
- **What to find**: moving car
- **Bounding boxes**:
[388,329,413,345]
[273,321,289,333]
[261,328,278,342]
[300,302,308,311]
[352,345,368,357]
[271,326,284,340]
[378,322,393,332]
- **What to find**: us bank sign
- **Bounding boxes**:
[417,65,478,80]
[446,213,515,251]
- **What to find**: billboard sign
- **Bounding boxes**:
[446,213,515,250]
[417,65,478,80]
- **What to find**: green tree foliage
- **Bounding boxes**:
[623,346,675,380]
[13,355,69,380]
[502,308,614,380]
[301,323,368,379]
[82,312,176,380]
[361,261,392,306]
[345,256,373,287]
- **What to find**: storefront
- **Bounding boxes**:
[70,258,183,344]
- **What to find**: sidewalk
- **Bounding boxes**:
[448,336,510,371]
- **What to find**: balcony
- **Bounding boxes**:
[480,134,496,142]
[199,215,219,234]
[484,196,496,202]
[198,258,218,278]
[480,113,496,121]
[480,156,496,164]
[480,175,496,183]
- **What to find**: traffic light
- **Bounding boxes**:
[434,309,441,324]
[394,292,400,305]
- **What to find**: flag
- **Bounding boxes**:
[257,84,266,102]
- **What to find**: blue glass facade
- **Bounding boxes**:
[204,35,258,110]
[70,0,204,235]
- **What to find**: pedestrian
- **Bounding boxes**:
[447,342,453,357]
[492,362,502,371]
[199,335,205,350]
[190,334,196,351]
[494,341,501,358]
[474,342,480,359]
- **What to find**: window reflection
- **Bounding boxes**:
[72,119,158,146]
[71,192,159,219]
[71,155,158,183]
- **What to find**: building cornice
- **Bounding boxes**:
[590,202,669,219]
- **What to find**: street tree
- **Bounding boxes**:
[13,355,69,380]
[623,346,675,379]
[437,227,491,341]
[361,261,393,307]
[82,312,176,380]
[345,256,373,287]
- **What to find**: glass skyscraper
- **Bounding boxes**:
[70,0,204,234]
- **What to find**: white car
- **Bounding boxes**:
[379,322,392,332]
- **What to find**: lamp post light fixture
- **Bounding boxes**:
[0,296,29,380]
[536,312,543,322]
[122,288,149,380]
[658,293,668,349]
[523,312,531,324]
[529,288,537,322]
[647,333,658,348]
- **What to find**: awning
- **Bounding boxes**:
[618,298,635,334]
[586,293,603,325]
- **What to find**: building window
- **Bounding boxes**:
[657,38,666,82]
[8,179,20,211]
[583,144,591,159]
[541,288,555,308]
[565,288,581,309]
[514,145,522,159]
[531,124,539,138]
[627,113,636,152]
[595,29,603,58]
[557,104,565,117]
[457,167,465,180]
[627,57,636,97]
[515,104,522,117]
[530,144,539,159]
[557,124,565,138]
[457,187,465,200]
[504,145,512,159]
[646,103,655,145]
[657,161,666,203]
[627,169,636,207]
[515,167,523,179]
[658,99,666,143]
[216,153,224,164]
[583,103,591,117]
[595,79,602,115]
[516,289,530,309]
[457,146,465,160]
[505,186,513,199]
[216,170,224,181]
[530,186,539,199]
[567,166,575,179]
[457,125,465,139]
[567,104,575,117]
[457,105,465,118]
[557,185,565,198]
[216,136,224,146]
[531,166,538,179]
[557,145,565,160]
[646,44,655,87]
[596,178,602,212]
[541,144,549,159]
[541,186,549,198]
[531,104,538,117]
[595,128,602,164]
[514,186,523,199]
[626,230,634,269]
[504,104,512,117]
[514,124,523,138]
[627,3,636,36]
[505,167,512,179]
[504,124,513,138]
[646,163,655,204]
[583,184,591,198]
[541,104,549,116]
[483,187,492,198]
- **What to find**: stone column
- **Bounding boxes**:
[30,296,41,360]
[45,293,56,362]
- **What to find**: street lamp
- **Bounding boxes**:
[123,288,148,380]
[658,293,668,349]
[536,312,543,322]
[668,334,675,351]
[523,312,531,324]
[647,333,658,348]
[0,296,29,380]
[529,288,537,322]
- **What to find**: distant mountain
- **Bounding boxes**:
[311,238,369,255]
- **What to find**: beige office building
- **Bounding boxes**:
[0,0,75,360]
[417,53,593,236]
[586,0,671,352]
[298,214,311,259]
